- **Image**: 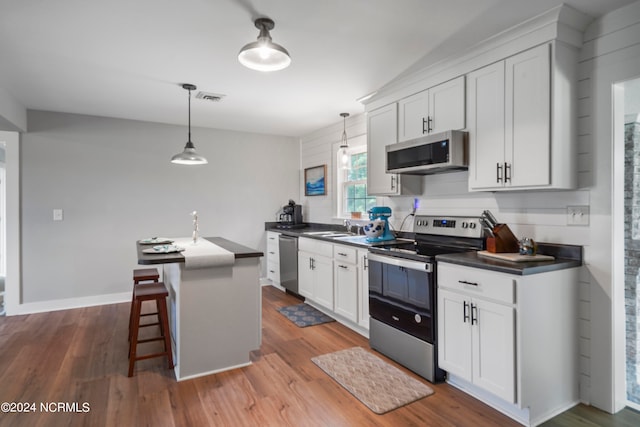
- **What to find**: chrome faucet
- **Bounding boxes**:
[343,219,352,233]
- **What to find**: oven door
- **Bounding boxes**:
[368,253,435,343]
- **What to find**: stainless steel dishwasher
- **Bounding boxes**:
[278,234,299,294]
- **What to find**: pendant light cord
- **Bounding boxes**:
[187,87,192,142]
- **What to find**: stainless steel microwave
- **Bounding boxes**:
[385,130,468,175]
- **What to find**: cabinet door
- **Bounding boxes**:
[429,76,466,134]
[398,90,429,142]
[297,252,314,299]
[313,255,334,310]
[467,61,506,190]
[505,43,550,188]
[437,289,472,381]
[472,298,516,403]
[334,262,358,322]
[357,250,370,328]
[367,103,400,195]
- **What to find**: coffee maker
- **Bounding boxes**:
[277,200,304,229]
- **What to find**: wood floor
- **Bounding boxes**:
[0,285,637,427]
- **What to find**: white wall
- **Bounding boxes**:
[19,110,299,309]
[299,113,367,223]
[578,0,640,412]
[0,87,27,132]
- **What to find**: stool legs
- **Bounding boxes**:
[129,268,160,341]
[128,282,173,377]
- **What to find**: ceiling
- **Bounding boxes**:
[0,0,635,137]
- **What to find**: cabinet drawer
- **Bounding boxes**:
[266,243,279,259]
[266,232,280,257]
[299,237,334,258]
[438,263,515,304]
[333,244,357,264]
[267,260,280,284]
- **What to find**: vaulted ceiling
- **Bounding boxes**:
[0,0,635,137]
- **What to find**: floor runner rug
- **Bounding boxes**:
[277,303,335,327]
[311,346,434,414]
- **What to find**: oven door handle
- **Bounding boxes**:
[367,253,433,272]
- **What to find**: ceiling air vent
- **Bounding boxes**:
[195,91,225,102]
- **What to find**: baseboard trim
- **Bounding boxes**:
[9,292,131,315]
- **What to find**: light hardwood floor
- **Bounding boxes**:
[0,285,637,426]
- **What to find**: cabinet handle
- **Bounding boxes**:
[463,301,470,323]
[269,270,275,273]
[496,163,503,183]
[471,303,478,325]
[391,176,396,190]
[427,116,433,133]
[338,264,348,269]
[504,162,511,183]
[458,280,478,287]
[338,252,347,257]
[422,117,428,134]
[269,251,275,255]
[363,255,368,270]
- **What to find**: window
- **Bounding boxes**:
[338,147,376,218]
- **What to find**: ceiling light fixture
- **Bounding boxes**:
[171,84,208,165]
[339,113,350,167]
[238,18,291,72]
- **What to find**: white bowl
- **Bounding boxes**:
[363,219,385,238]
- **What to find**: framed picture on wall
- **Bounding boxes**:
[304,165,327,196]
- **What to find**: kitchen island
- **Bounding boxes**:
[137,237,263,381]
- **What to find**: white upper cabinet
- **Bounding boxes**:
[398,76,466,142]
[466,61,506,189]
[468,43,576,191]
[367,103,422,196]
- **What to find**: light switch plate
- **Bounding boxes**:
[53,209,63,221]
[567,206,589,226]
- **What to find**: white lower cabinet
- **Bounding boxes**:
[266,231,280,285]
[297,238,369,334]
[297,238,334,310]
[439,288,515,402]
[334,245,358,323]
[437,261,579,426]
[357,249,370,329]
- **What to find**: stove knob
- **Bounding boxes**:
[414,314,422,323]
[461,222,468,229]
[469,222,477,229]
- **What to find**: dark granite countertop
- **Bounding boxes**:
[435,243,583,276]
[137,236,263,265]
[265,222,413,249]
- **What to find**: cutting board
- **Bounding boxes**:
[478,251,555,262]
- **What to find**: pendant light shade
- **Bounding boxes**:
[238,18,291,72]
[339,113,350,167]
[171,84,208,165]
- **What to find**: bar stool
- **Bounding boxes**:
[133,268,160,285]
[128,282,173,377]
[129,268,160,339]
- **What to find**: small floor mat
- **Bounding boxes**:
[311,346,434,414]
[277,303,335,327]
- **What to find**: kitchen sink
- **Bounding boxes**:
[332,235,371,244]
[302,231,357,238]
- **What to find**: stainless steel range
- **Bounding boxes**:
[367,215,484,383]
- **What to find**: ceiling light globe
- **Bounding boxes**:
[238,42,291,72]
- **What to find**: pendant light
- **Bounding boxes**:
[238,18,291,72]
[339,113,350,167]
[171,84,208,165]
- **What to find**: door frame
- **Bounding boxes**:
[0,131,20,315]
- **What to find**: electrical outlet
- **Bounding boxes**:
[53,209,63,221]
[567,206,589,226]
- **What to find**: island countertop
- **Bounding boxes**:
[137,237,263,265]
